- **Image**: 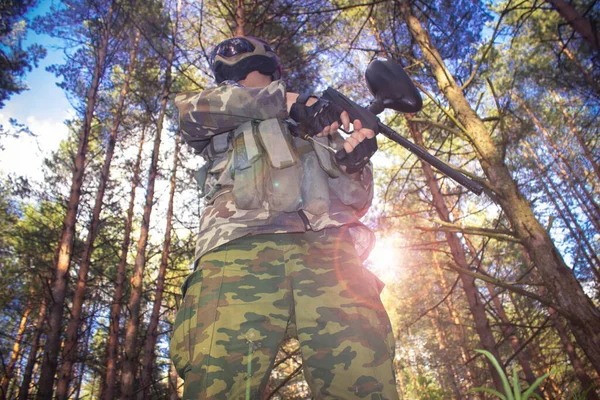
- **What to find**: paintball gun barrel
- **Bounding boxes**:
[322,59,484,196]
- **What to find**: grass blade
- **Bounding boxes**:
[476,349,514,400]
[468,387,508,400]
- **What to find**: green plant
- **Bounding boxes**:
[468,350,553,400]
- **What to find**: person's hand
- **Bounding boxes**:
[288,94,377,173]
[316,113,374,153]
[289,96,345,138]
[315,113,378,175]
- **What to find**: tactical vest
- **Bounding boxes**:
[197,118,370,215]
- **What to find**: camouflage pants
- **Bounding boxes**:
[170,228,399,399]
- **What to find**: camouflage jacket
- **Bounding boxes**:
[175,80,376,264]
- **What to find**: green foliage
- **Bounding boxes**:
[469,350,554,400]
[0,0,46,108]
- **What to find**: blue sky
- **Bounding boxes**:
[0,0,72,181]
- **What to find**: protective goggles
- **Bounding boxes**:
[210,37,274,66]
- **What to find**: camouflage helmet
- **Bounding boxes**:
[210,36,282,83]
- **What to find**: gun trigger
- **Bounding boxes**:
[306,136,337,155]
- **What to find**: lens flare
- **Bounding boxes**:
[366,234,404,283]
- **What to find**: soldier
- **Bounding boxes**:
[171,36,399,399]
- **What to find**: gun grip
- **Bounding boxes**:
[335,148,348,162]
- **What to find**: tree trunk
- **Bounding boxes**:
[484,282,538,386]
[549,307,600,399]
[400,0,600,375]
[101,126,147,400]
[550,90,600,185]
[37,5,113,397]
[520,139,600,280]
[73,304,97,400]
[235,0,245,36]
[431,238,481,394]
[461,237,542,391]
[552,37,600,97]
[169,364,180,400]
[1,305,32,398]
[515,93,600,232]
[408,120,507,393]
[141,131,181,397]
[18,296,47,400]
[120,5,178,397]
[429,310,463,398]
[546,0,600,51]
[55,29,139,400]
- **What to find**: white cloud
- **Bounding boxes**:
[0,113,70,182]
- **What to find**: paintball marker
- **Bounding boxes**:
[322,59,484,196]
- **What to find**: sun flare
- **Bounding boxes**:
[366,233,405,283]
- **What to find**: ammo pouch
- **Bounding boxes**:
[294,137,331,215]
[232,118,302,212]
[199,132,234,202]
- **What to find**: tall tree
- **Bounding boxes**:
[18,295,47,400]
[399,0,600,374]
[54,27,139,399]
[101,124,148,400]
[120,0,180,396]
[141,131,181,396]
[407,120,507,394]
[35,0,119,396]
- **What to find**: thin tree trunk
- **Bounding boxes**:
[401,330,421,397]
[235,0,245,36]
[1,305,32,398]
[168,308,181,400]
[37,5,113,397]
[552,36,600,97]
[549,307,600,399]
[520,140,600,279]
[18,296,47,400]
[546,0,600,51]
[101,126,147,400]
[485,282,538,386]
[515,93,600,232]
[506,289,563,396]
[431,241,481,394]
[429,310,463,398]
[55,29,139,400]
[169,360,180,400]
[120,4,179,397]
[408,120,507,393]
[73,304,97,400]
[400,0,600,375]
[461,236,543,391]
[369,17,476,395]
[141,131,181,397]
[550,90,600,184]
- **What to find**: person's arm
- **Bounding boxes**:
[176,81,288,152]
